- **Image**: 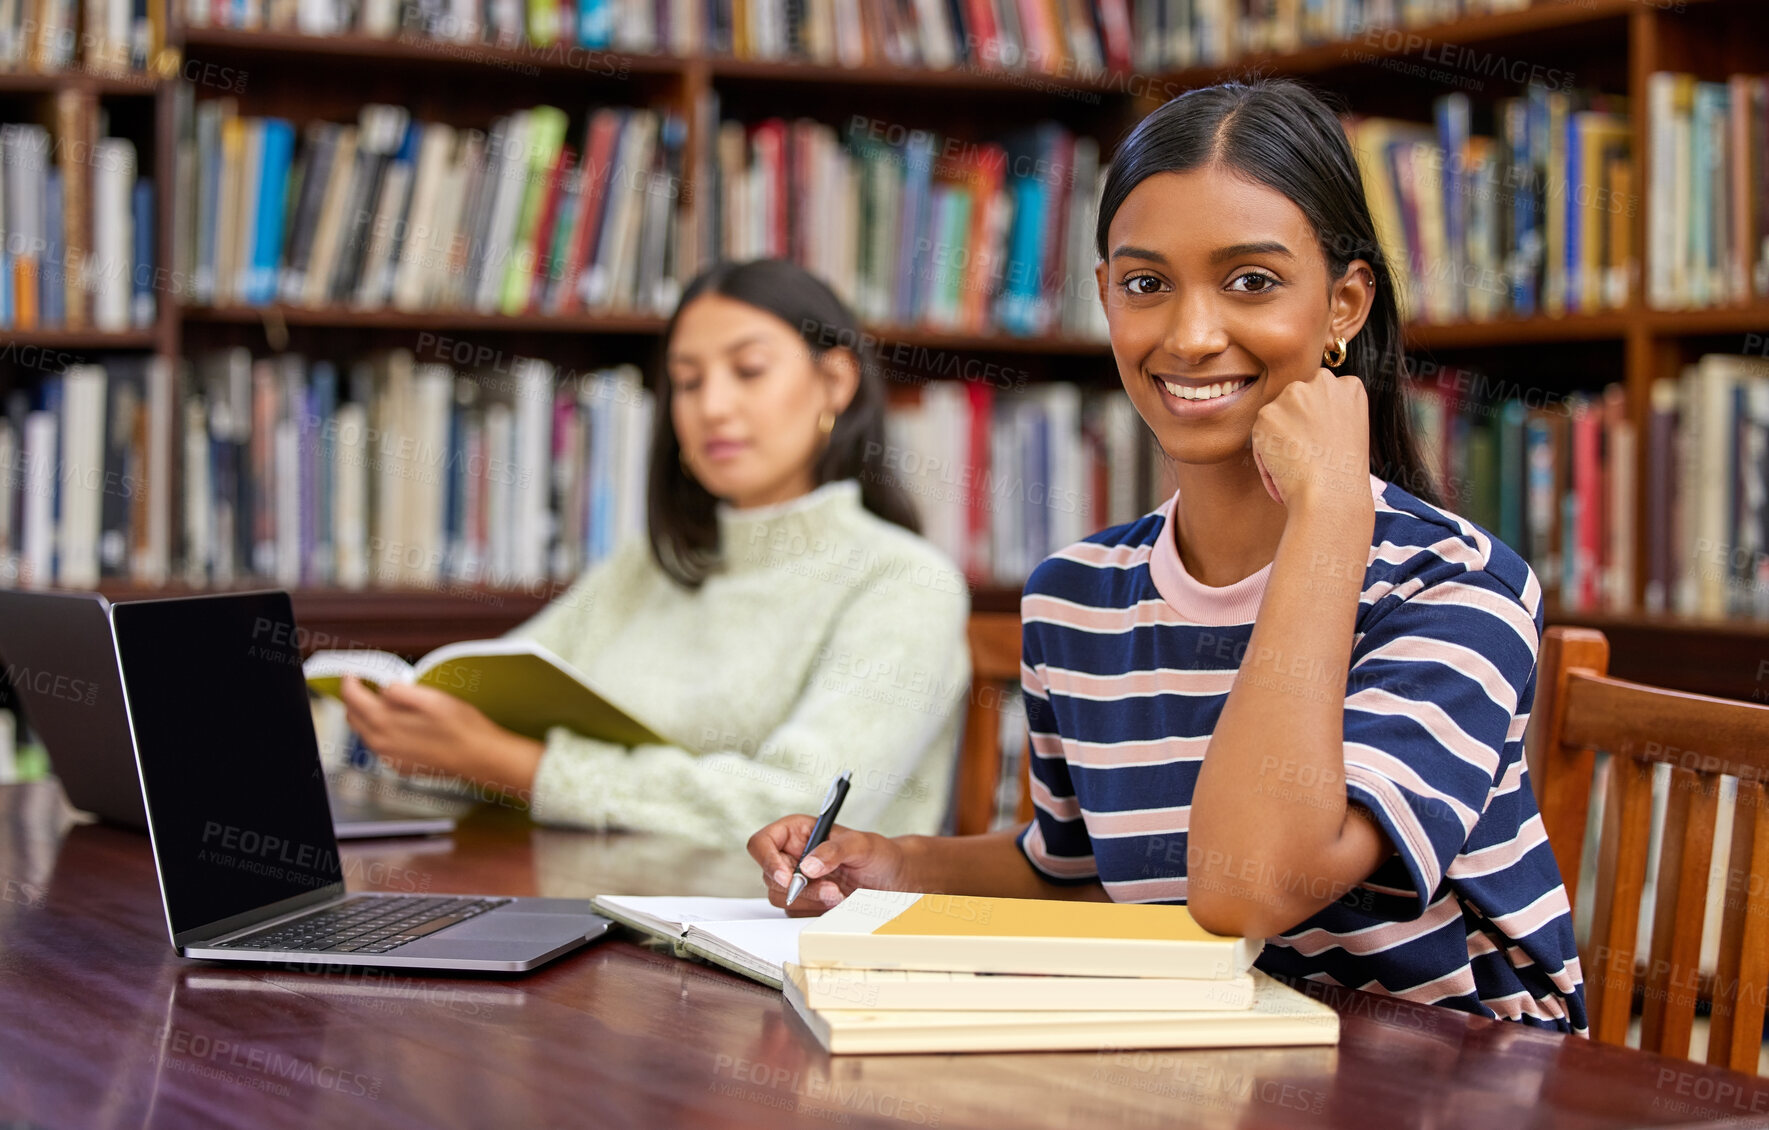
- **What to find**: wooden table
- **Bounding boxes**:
[3,780,1768,1130]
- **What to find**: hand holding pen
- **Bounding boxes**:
[748,770,916,915]
[785,770,851,905]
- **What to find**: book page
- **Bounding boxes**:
[304,649,415,691]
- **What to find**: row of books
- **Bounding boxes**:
[168,0,1532,76]
[0,345,1170,591]
[1,0,166,73]
[1646,73,1769,311]
[0,111,157,331]
[173,95,689,316]
[23,344,1762,620]
[1650,354,1769,622]
[1349,87,1631,326]
[1417,352,1769,624]
[1406,368,1633,617]
[703,106,1107,340]
[180,0,702,51]
[0,349,654,592]
[887,380,1161,585]
[1130,0,1532,72]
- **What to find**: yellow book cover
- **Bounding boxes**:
[783,965,1338,1055]
[305,637,664,747]
[1345,117,1432,324]
[797,889,1263,979]
[1576,112,1629,313]
[1544,90,1569,317]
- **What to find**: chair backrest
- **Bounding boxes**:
[1529,626,1769,1069]
[954,612,1034,836]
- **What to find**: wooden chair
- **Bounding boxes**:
[1529,626,1769,1069]
[954,612,1035,836]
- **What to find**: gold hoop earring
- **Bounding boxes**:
[818,410,836,436]
[1323,337,1348,368]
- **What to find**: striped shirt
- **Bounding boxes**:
[1016,472,1587,1033]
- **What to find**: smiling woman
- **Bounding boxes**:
[745,78,1588,1038]
[341,259,971,850]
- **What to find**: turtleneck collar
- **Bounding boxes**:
[717,479,865,571]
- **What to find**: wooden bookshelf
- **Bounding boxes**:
[0,328,160,349]
[9,0,1769,699]
[0,70,160,95]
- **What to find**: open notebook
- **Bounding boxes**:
[591,894,1263,1013]
[589,895,812,989]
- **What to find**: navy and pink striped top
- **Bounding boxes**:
[1015,472,1587,1033]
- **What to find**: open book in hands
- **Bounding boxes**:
[304,638,664,747]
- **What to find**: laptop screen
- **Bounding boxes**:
[0,591,146,829]
[112,591,344,943]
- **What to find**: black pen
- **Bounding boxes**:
[785,770,852,905]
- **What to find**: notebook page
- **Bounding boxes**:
[593,895,780,934]
[688,917,816,982]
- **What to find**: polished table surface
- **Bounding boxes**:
[5,781,1769,1130]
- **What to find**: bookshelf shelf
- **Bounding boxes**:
[1405,311,1638,350]
[864,325,1110,356]
[181,303,672,334]
[1642,303,1769,336]
[0,70,161,95]
[0,328,160,349]
[1542,605,1769,702]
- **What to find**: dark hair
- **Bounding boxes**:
[646,258,920,587]
[1095,77,1441,507]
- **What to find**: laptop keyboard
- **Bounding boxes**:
[218,895,512,955]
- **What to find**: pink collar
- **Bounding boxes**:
[1147,474,1386,626]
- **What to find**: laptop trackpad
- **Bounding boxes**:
[394,911,610,959]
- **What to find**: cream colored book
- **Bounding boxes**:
[304,638,663,746]
[793,965,1256,1013]
[796,890,1261,979]
[783,966,1339,1055]
[589,895,814,990]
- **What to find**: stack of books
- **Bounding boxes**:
[782,890,1340,1055]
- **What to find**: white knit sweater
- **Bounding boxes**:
[508,479,972,849]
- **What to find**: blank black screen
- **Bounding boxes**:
[112,592,342,939]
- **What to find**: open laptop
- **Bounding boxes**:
[0,590,460,838]
[110,589,611,971]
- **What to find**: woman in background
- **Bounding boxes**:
[341,259,971,849]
